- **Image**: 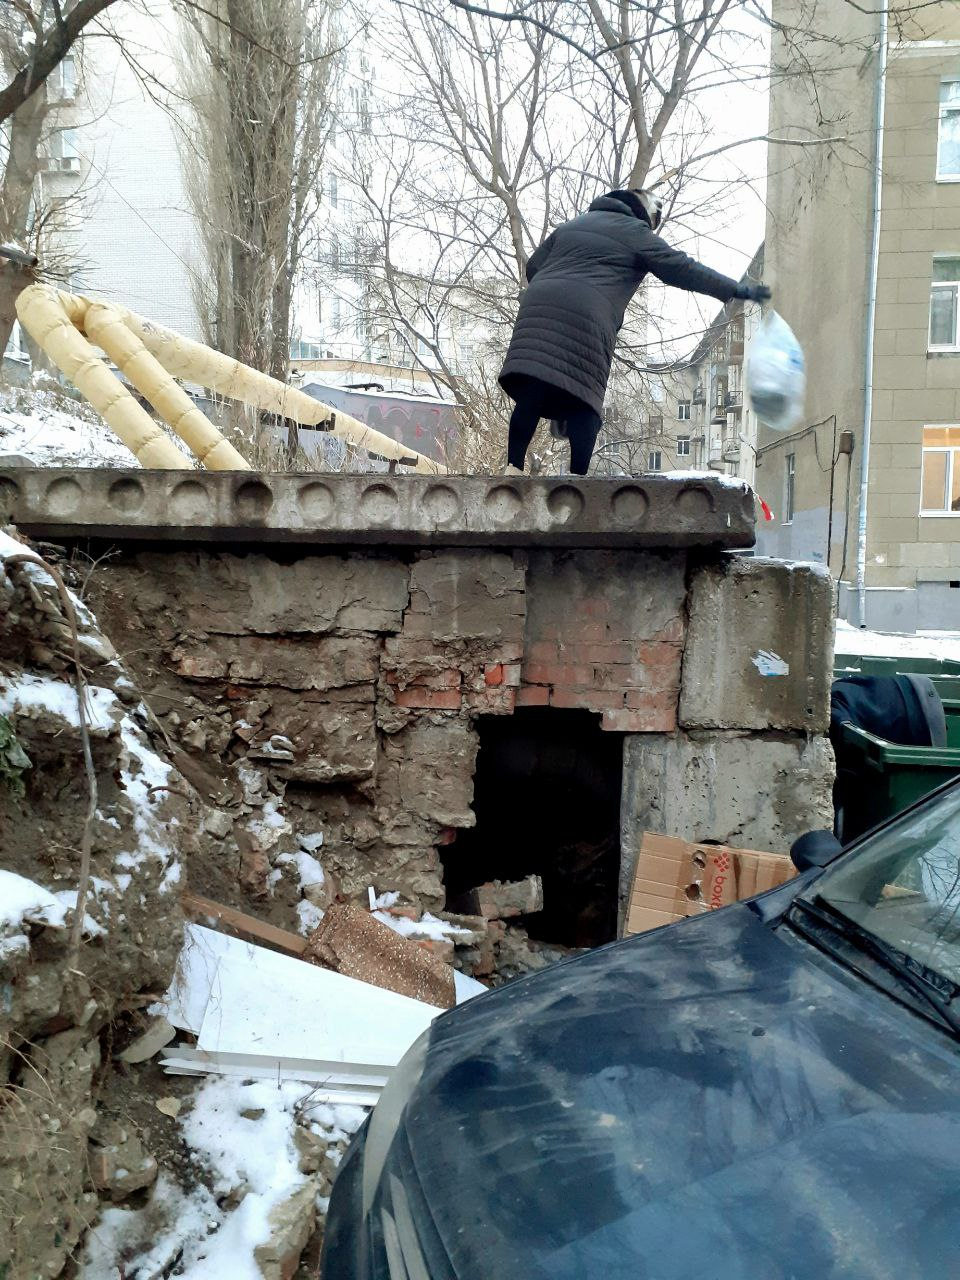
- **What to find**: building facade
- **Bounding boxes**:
[758,0,960,630]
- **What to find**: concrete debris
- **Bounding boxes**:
[293,1125,327,1174]
[453,874,544,920]
[88,1121,159,1202]
[116,1015,176,1064]
[253,1178,320,1280]
[155,1097,182,1118]
[304,902,456,1009]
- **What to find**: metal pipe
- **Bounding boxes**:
[856,3,889,628]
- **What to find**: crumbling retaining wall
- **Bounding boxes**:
[78,544,834,927]
[2,467,836,939]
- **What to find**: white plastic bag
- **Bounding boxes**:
[746,310,805,432]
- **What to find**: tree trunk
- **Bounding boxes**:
[0,260,37,369]
[0,92,47,360]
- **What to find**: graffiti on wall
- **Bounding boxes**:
[298,380,458,467]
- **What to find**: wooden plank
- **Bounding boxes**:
[181,892,308,956]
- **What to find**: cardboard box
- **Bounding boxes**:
[625,832,797,937]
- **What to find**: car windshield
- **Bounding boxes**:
[809,783,960,986]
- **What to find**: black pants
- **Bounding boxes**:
[506,376,602,475]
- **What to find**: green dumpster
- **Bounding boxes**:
[834,653,960,677]
[836,720,960,842]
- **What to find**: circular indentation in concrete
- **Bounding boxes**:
[359,482,399,524]
[45,476,83,516]
[485,483,523,524]
[546,484,585,525]
[0,477,20,515]
[610,484,649,524]
[108,477,145,514]
[235,479,274,520]
[297,481,335,522]
[170,479,210,522]
[676,483,715,517]
[422,483,460,524]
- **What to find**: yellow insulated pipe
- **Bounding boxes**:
[16,283,448,475]
[15,285,191,469]
[116,308,447,475]
[84,303,250,471]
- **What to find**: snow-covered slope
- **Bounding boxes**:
[0,383,138,467]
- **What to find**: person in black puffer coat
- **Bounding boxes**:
[499,188,771,475]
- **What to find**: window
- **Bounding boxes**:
[648,450,662,472]
[676,435,691,458]
[46,128,79,171]
[921,426,960,513]
[938,80,960,181]
[784,453,796,523]
[677,400,691,421]
[930,257,960,349]
[49,56,76,101]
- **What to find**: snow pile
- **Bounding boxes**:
[0,385,138,467]
[78,1078,366,1280]
[0,868,68,959]
[0,670,121,734]
[836,620,960,663]
[374,907,472,943]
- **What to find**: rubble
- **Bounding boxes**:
[88,1119,159,1202]
[254,1180,320,1280]
[453,873,544,920]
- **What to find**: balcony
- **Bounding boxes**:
[40,156,81,174]
[725,389,742,412]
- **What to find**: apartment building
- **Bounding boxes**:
[758,0,960,630]
[641,251,763,486]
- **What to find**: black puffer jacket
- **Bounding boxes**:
[499,194,741,415]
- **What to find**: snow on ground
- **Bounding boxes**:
[835,620,960,663]
[0,384,138,467]
[77,1078,366,1280]
[0,868,68,958]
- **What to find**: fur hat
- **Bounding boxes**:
[604,188,663,230]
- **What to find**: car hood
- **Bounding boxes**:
[399,903,960,1280]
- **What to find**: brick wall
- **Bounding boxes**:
[86,547,833,925]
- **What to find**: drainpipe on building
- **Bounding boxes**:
[856,4,889,628]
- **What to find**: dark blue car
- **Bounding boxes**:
[322,782,960,1279]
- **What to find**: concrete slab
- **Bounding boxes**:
[618,729,835,920]
[680,557,834,732]
[0,468,756,549]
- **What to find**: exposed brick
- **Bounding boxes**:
[624,686,680,710]
[394,688,462,710]
[467,688,517,715]
[522,660,594,686]
[527,640,561,663]
[566,642,636,665]
[516,686,550,707]
[602,699,677,733]
[502,663,521,688]
[484,663,504,686]
[564,622,608,643]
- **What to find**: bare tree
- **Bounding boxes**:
[178,0,340,380]
[0,0,118,124]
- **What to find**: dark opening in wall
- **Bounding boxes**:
[441,708,623,948]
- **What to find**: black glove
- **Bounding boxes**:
[735,282,771,303]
